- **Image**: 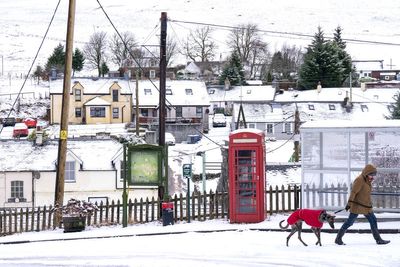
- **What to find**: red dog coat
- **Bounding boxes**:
[287,209,324,228]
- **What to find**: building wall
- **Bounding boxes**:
[50,82,132,125]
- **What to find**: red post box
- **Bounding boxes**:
[229,129,266,223]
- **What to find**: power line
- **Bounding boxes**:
[169,19,400,47]
[0,0,61,135]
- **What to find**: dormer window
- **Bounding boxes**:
[75,89,81,101]
[361,104,369,112]
[308,104,315,110]
[388,105,394,113]
[247,89,251,94]
[209,89,215,94]
[166,88,172,95]
[185,88,193,95]
[329,104,336,110]
[144,89,152,95]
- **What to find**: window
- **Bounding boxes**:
[185,88,193,95]
[112,89,119,102]
[65,161,76,182]
[141,109,148,117]
[149,70,156,79]
[11,181,24,199]
[75,108,82,118]
[388,105,394,113]
[248,123,255,128]
[308,104,315,110]
[196,107,202,117]
[329,104,336,110]
[247,89,251,94]
[75,89,81,101]
[144,89,152,95]
[166,88,172,95]
[361,104,369,112]
[176,107,182,117]
[90,107,106,117]
[113,108,119,119]
[266,123,273,134]
[209,89,215,94]
[284,122,291,133]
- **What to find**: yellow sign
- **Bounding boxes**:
[60,130,68,140]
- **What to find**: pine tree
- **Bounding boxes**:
[388,91,400,119]
[46,43,65,73]
[72,48,85,76]
[219,51,246,86]
[298,26,352,89]
[100,62,109,77]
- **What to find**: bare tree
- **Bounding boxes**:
[181,26,217,62]
[269,44,303,80]
[166,36,178,66]
[248,40,270,79]
[109,31,137,68]
[228,23,261,64]
[84,31,108,77]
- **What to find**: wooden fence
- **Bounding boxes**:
[0,185,301,236]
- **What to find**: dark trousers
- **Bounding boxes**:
[340,212,381,240]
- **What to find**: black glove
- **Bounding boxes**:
[345,204,350,211]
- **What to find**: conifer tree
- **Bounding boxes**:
[298,26,352,89]
[72,48,85,76]
[46,43,65,73]
[219,51,246,86]
[388,91,400,119]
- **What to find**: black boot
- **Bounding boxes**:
[335,228,346,245]
[372,228,390,245]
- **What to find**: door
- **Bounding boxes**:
[233,148,259,215]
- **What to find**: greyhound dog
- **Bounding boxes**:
[279,209,335,246]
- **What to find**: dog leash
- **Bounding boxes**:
[333,208,345,214]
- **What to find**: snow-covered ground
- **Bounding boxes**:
[0,213,398,267]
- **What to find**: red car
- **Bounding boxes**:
[23,118,37,128]
[13,123,29,138]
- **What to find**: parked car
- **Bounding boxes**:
[212,113,226,127]
[13,123,29,138]
[2,117,16,127]
[165,132,176,145]
[23,117,37,128]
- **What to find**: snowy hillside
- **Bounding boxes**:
[0,0,400,76]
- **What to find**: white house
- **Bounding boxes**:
[0,138,160,209]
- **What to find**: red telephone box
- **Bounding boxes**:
[229,129,266,223]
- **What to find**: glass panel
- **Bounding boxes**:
[322,132,348,168]
[234,149,257,213]
[369,131,400,168]
[301,132,321,169]
[350,132,366,168]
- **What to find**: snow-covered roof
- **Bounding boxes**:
[301,119,400,130]
[136,80,210,106]
[208,85,275,103]
[0,139,123,172]
[84,96,111,106]
[49,79,133,95]
[233,103,284,123]
[274,87,399,103]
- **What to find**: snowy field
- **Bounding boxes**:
[0,213,399,267]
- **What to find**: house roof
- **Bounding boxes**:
[273,87,399,103]
[49,78,133,95]
[208,85,276,103]
[136,80,210,107]
[84,96,111,106]
[0,139,123,172]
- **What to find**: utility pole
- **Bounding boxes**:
[54,0,76,226]
[159,12,167,201]
[135,70,140,136]
[293,104,300,162]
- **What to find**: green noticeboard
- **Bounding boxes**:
[127,144,163,186]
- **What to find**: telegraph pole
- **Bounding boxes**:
[159,12,167,201]
[135,70,140,136]
[293,104,300,162]
[54,0,76,226]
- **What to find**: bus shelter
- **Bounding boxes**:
[300,120,400,212]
